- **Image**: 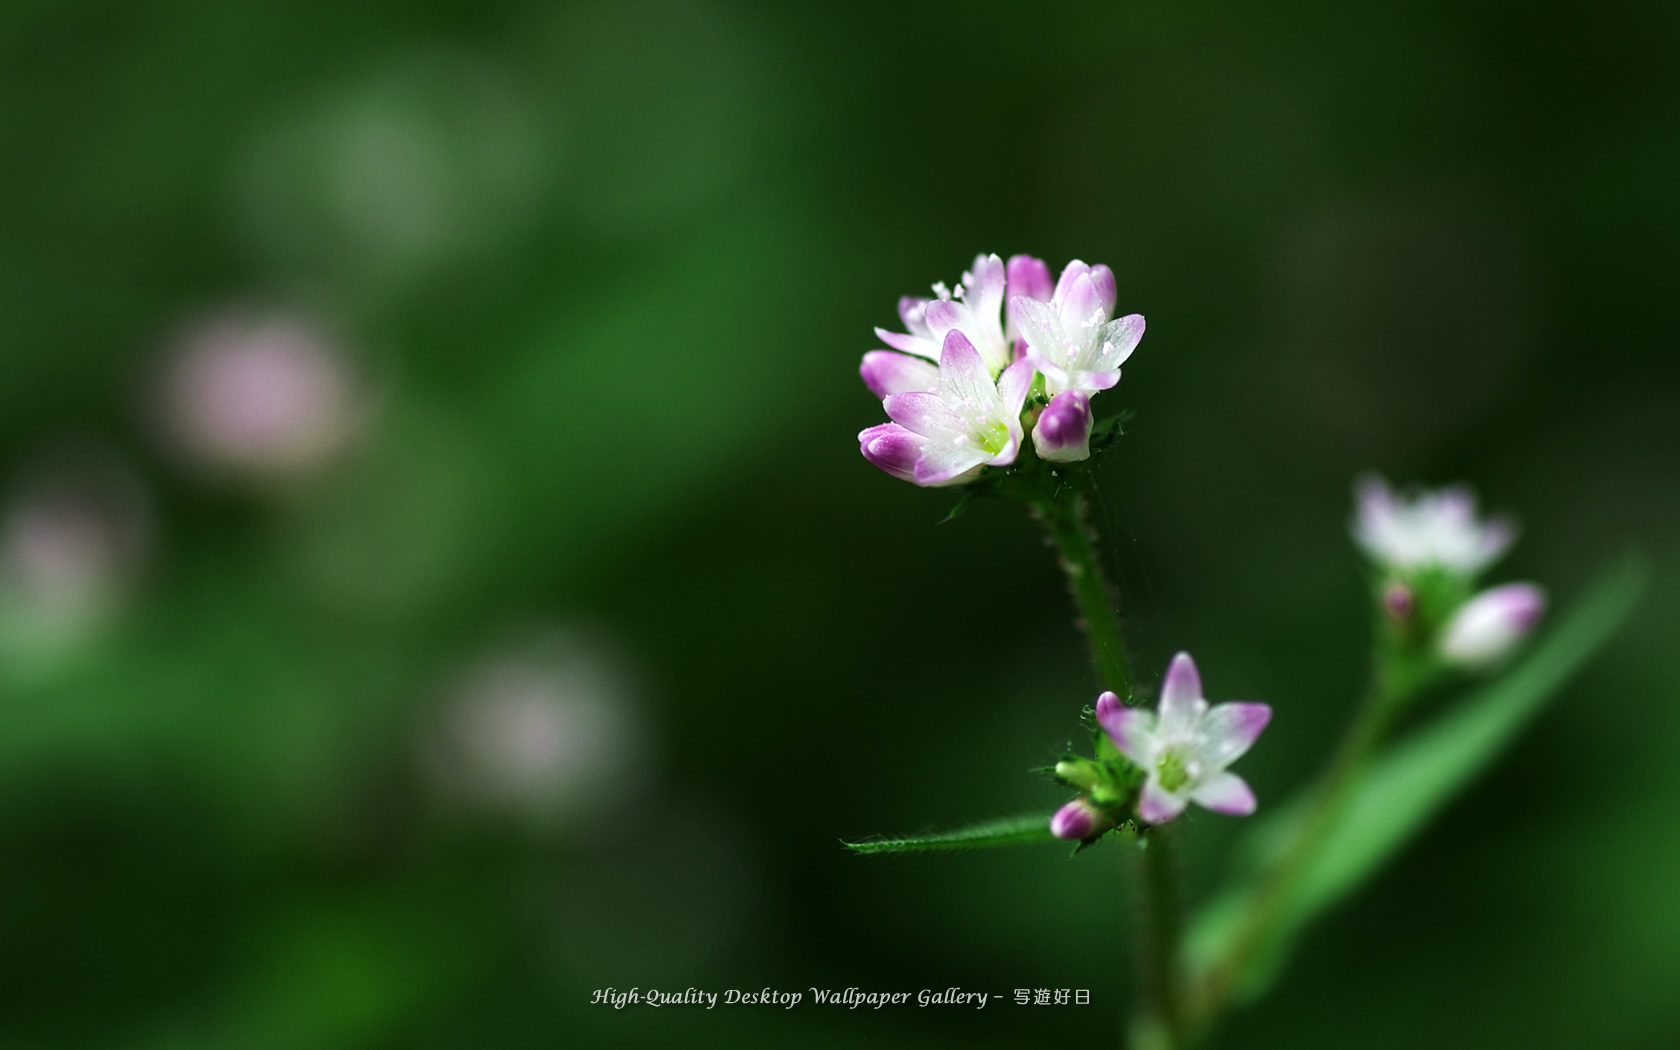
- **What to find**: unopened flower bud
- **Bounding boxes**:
[1383,581,1414,621]
[857,424,924,483]
[1054,758,1102,792]
[1439,583,1545,668]
[1050,798,1111,841]
[1032,391,1093,463]
[1005,254,1054,305]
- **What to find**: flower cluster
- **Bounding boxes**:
[1353,476,1545,669]
[1049,652,1272,838]
[859,253,1145,485]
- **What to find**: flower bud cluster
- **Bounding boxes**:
[1353,476,1545,671]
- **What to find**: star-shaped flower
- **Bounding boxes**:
[1097,652,1271,825]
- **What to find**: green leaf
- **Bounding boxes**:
[844,814,1056,855]
[937,489,975,525]
[1187,555,1646,1001]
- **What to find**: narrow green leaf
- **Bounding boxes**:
[937,489,975,525]
[1187,555,1646,1000]
[844,814,1055,855]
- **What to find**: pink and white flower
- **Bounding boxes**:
[860,252,1146,476]
[859,330,1035,487]
[1010,259,1145,400]
[873,253,1012,376]
[861,252,1065,398]
[1439,583,1546,668]
[1097,652,1271,825]
[1352,475,1515,575]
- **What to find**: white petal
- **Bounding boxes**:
[994,358,1035,417]
[1138,779,1189,824]
[1158,652,1205,737]
[860,351,939,397]
[1086,314,1144,373]
[935,330,993,409]
[1196,702,1272,766]
[1009,295,1068,368]
[910,443,988,487]
[1099,705,1157,766]
[1190,772,1256,816]
[882,392,965,442]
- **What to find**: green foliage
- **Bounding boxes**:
[1186,555,1647,1001]
[844,814,1057,855]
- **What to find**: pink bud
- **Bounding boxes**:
[1005,254,1054,304]
[1439,583,1546,668]
[1050,798,1110,841]
[1032,391,1093,463]
[858,424,923,483]
[1383,582,1414,620]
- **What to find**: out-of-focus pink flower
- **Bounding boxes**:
[158,314,360,479]
[422,629,642,822]
[1439,583,1546,668]
[859,330,1035,487]
[1352,475,1514,575]
[0,455,151,653]
[1097,652,1271,825]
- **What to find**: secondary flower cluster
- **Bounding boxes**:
[1045,478,1545,841]
[858,253,1145,486]
[1353,476,1545,669]
[1050,652,1272,839]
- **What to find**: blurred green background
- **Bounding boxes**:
[1,1,1676,1047]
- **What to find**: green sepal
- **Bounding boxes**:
[1369,564,1471,700]
[1070,817,1137,855]
[1086,409,1131,453]
[1052,756,1103,792]
[1083,703,1123,761]
[937,489,976,525]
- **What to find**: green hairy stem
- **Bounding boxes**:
[1033,485,1134,700]
[1033,482,1189,1048]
